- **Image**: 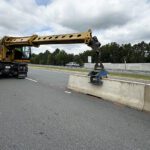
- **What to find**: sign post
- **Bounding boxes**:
[88,56,92,63]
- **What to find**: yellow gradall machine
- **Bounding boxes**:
[0,30,101,79]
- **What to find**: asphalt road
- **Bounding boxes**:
[0,68,150,150]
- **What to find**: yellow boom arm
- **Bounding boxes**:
[2,30,93,47]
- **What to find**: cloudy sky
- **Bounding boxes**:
[0,0,150,54]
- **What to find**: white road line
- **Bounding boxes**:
[41,69,71,75]
[26,78,38,83]
[65,91,71,94]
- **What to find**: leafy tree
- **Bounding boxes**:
[55,50,68,65]
[31,41,150,65]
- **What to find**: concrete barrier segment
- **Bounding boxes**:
[143,85,150,111]
[68,74,149,111]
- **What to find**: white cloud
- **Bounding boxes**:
[47,0,132,30]
[0,0,150,53]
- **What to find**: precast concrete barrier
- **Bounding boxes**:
[68,74,150,111]
[144,85,150,111]
[84,63,150,72]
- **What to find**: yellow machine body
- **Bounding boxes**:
[0,30,100,78]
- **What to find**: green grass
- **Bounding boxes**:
[29,64,88,72]
[29,64,150,81]
[109,72,150,80]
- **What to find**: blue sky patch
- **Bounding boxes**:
[35,0,52,6]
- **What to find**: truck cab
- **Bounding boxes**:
[0,45,31,78]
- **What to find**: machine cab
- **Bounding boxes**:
[14,46,31,62]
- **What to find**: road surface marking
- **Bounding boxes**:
[65,91,71,94]
[26,78,38,83]
[41,69,71,75]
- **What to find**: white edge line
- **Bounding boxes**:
[26,78,38,83]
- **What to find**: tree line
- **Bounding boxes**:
[31,41,150,65]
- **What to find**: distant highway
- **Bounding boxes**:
[0,68,150,150]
